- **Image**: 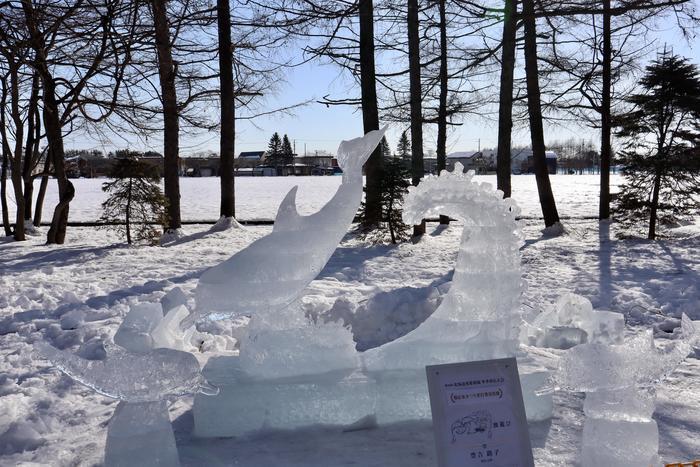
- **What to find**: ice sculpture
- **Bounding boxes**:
[37,343,212,402]
[194,161,552,438]
[184,126,388,329]
[38,302,216,467]
[548,314,698,466]
[362,164,553,422]
[194,128,387,436]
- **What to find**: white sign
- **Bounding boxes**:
[426,358,534,467]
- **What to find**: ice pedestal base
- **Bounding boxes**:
[582,418,659,466]
[370,367,552,424]
[193,356,376,437]
[193,356,553,437]
[105,401,180,467]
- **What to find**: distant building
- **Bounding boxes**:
[180,157,220,177]
[445,151,495,174]
[510,149,557,174]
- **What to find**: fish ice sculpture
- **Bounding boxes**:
[37,342,217,402]
[547,313,698,393]
[183,126,387,328]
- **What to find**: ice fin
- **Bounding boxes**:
[273,186,301,233]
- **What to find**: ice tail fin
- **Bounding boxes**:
[336,126,388,177]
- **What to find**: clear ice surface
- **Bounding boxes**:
[37,342,213,402]
[113,303,163,353]
[160,287,188,315]
[104,400,180,467]
[582,418,659,467]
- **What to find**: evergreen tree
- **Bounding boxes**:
[357,137,411,243]
[267,132,283,174]
[100,153,168,244]
[613,52,700,239]
[282,134,294,169]
[397,131,411,163]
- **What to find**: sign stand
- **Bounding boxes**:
[426,358,534,467]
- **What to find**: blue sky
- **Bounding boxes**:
[68,13,699,157]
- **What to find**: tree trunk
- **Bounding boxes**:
[152,0,181,231]
[0,77,12,237]
[33,152,51,227]
[408,0,425,236]
[217,0,235,219]
[1,149,9,237]
[9,63,26,241]
[599,0,612,220]
[648,169,662,240]
[42,80,71,244]
[0,124,9,237]
[359,0,382,230]
[496,0,518,199]
[126,177,132,244]
[522,0,560,228]
[437,0,450,225]
[22,0,71,244]
[23,72,41,223]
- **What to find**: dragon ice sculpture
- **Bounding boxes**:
[363,163,525,370]
[182,126,388,329]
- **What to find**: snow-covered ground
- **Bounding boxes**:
[1,175,699,466]
[2,173,619,222]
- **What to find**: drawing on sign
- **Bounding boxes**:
[450,410,492,443]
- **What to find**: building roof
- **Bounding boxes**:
[511,149,558,160]
[238,151,266,159]
[447,151,482,159]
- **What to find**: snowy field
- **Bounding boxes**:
[3,173,620,222]
[2,174,700,466]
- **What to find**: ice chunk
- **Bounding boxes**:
[113,303,162,353]
[105,401,180,467]
[194,357,375,437]
[583,389,656,421]
[540,325,587,350]
[582,418,658,467]
[555,293,624,344]
[160,287,188,315]
[37,343,214,402]
[187,127,387,327]
[151,305,195,351]
[555,293,594,325]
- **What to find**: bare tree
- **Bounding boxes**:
[407,0,425,236]
[217,0,235,219]
[522,0,561,227]
[496,0,518,198]
[359,0,383,230]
